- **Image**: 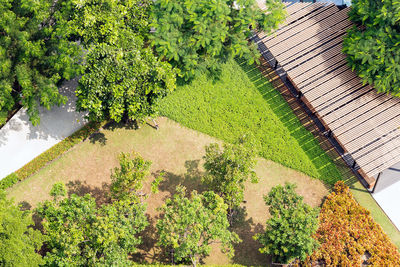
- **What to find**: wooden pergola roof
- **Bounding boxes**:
[255,2,400,180]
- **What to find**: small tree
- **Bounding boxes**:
[157,186,240,266]
[110,151,164,200]
[37,184,148,266]
[254,183,319,264]
[0,190,44,266]
[151,0,286,80]
[202,137,258,220]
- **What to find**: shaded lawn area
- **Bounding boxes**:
[159,59,341,186]
[7,118,328,266]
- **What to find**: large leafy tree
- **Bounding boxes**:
[76,37,176,123]
[58,0,152,47]
[157,186,240,266]
[343,0,400,95]
[202,137,258,219]
[0,0,82,125]
[151,0,286,80]
[254,183,319,264]
[37,185,148,266]
[0,190,44,266]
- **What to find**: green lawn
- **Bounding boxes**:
[159,59,341,186]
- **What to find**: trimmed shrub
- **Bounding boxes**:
[305,181,400,265]
[0,173,19,190]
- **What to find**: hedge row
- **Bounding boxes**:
[0,121,102,190]
[305,181,400,265]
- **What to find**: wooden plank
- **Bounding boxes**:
[323,90,386,128]
[277,19,352,65]
[297,60,347,88]
[259,3,331,43]
[310,78,365,110]
[275,30,346,73]
[326,93,392,130]
[336,99,400,143]
[291,53,346,84]
[329,94,399,139]
[285,43,344,75]
[285,3,326,25]
[362,140,400,176]
[353,128,400,162]
[263,5,338,48]
[340,113,400,153]
[298,64,350,93]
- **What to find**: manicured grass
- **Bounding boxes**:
[159,59,342,186]
[7,118,328,266]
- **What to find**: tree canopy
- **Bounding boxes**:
[0,190,44,266]
[76,38,176,123]
[151,0,286,80]
[343,0,400,95]
[0,0,82,125]
[254,183,319,264]
[202,137,258,218]
[37,183,148,266]
[156,186,240,266]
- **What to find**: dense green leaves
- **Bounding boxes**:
[157,186,240,266]
[202,137,258,217]
[59,0,152,47]
[151,0,286,80]
[343,0,400,95]
[0,190,44,266]
[254,183,319,264]
[37,184,148,266]
[76,38,176,123]
[0,0,82,125]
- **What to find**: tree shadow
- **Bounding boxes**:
[132,215,170,264]
[89,131,107,146]
[231,207,271,266]
[156,159,206,198]
[66,180,110,205]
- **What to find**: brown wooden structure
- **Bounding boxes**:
[254,2,400,187]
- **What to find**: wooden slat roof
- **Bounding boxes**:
[256,3,400,178]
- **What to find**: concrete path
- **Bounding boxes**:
[372,162,400,231]
[0,79,87,179]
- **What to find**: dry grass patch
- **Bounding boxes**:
[7,118,328,265]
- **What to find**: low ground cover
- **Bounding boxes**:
[6,118,328,265]
[159,59,341,186]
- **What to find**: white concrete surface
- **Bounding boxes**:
[372,163,400,231]
[0,79,87,179]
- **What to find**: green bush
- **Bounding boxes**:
[159,59,341,185]
[0,173,19,190]
[1,122,101,190]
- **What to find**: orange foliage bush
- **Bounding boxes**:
[305,181,400,266]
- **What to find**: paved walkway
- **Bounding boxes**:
[372,163,400,231]
[0,79,87,179]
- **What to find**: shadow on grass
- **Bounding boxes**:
[66,180,111,205]
[236,58,348,187]
[231,207,270,266]
[156,159,206,198]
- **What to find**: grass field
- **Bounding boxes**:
[159,59,341,186]
[7,118,328,265]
